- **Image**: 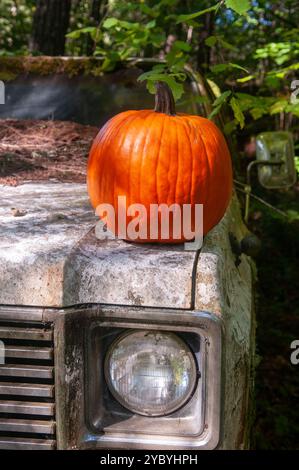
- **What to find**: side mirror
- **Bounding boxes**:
[256,131,297,189]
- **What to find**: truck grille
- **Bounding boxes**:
[0,319,56,450]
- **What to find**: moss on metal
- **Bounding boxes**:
[0,56,105,81]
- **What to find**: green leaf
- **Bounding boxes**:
[223,120,238,135]
[145,20,156,29]
[250,108,265,120]
[207,79,221,97]
[225,0,250,16]
[208,104,222,120]
[103,18,119,29]
[286,103,299,117]
[229,62,249,73]
[176,4,219,24]
[210,63,229,73]
[269,99,288,115]
[117,20,139,30]
[230,97,245,128]
[210,63,249,74]
[138,72,184,100]
[237,75,255,83]
[66,27,97,39]
[152,64,167,73]
[146,80,156,95]
[205,36,217,47]
[173,40,192,52]
[213,90,232,107]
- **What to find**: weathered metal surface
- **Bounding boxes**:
[0,400,55,415]
[63,232,197,309]
[54,307,221,450]
[0,418,55,434]
[195,193,255,449]
[0,182,95,307]
[0,182,198,309]
[0,437,56,450]
[4,345,53,360]
[0,382,54,398]
[0,326,52,341]
[0,317,57,450]
[0,364,53,379]
[0,306,45,322]
[0,182,254,450]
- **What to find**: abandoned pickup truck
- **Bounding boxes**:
[0,60,266,450]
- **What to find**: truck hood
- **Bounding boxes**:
[0,182,201,309]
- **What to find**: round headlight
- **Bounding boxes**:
[104,330,197,417]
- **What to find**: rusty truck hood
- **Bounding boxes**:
[0,182,250,313]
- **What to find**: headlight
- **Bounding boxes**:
[104,330,197,417]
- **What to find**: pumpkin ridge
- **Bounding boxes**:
[187,119,199,206]
[119,112,146,208]
[155,113,168,206]
[138,111,158,205]
[109,111,140,210]
[172,118,180,206]
[165,115,173,206]
[135,111,155,208]
[127,113,144,209]
[182,117,194,205]
[87,112,128,209]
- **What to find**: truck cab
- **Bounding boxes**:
[0,60,255,450]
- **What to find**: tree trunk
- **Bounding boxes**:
[196,11,215,71]
[85,0,106,55]
[30,0,72,56]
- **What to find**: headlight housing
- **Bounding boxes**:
[104,330,197,417]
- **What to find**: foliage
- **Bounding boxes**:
[0,0,34,55]
[64,0,299,134]
[0,1,299,133]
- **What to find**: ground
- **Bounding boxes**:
[0,118,298,449]
[0,119,98,186]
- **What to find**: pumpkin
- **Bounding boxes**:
[87,82,232,243]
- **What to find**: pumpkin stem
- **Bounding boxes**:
[154,81,176,116]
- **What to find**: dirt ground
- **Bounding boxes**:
[0,119,98,186]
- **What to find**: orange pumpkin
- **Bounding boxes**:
[87,82,232,243]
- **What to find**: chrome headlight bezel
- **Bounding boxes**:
[6,305,223,451]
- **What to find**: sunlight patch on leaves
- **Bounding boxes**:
[230,97,245,128]
[225,0,251,16]
[176,4,219,24]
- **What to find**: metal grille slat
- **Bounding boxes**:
[0,400,54,416]
[0,326,52,341]
[0,316,56,450]
[0,418,55,434]
[0,382,54,398]
[0,364,53,379]
[5,345,53,360]
[0,436,55,450]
